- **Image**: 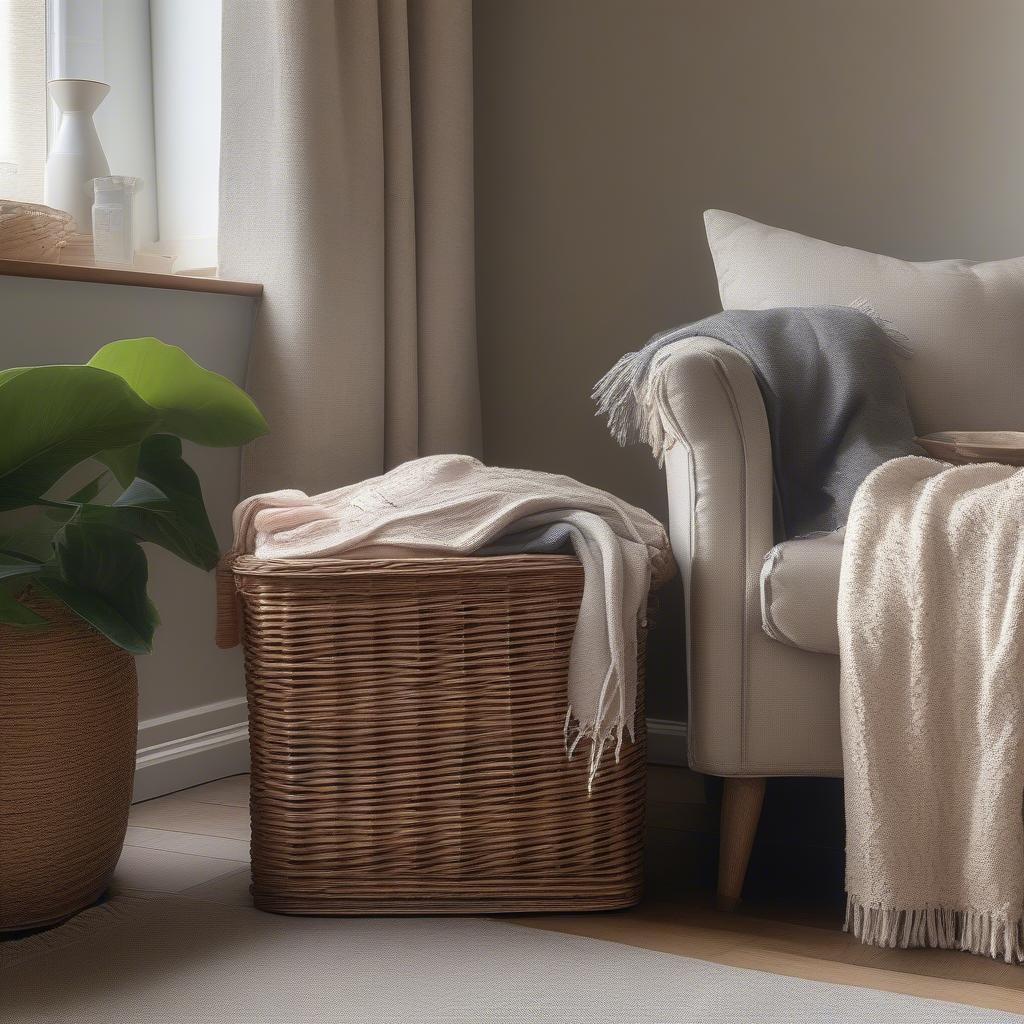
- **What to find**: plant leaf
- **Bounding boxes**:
[40,522,157,653]
[98,444,140,488]
[88,337,268,447]
[113,477,168,507]
[134,434,220,569]
[0,513,65,562]
[0,365,158,510]
[77,436,220,570]
[0,367,31,387]
[0,580,47,628]
[66,470,111,504]
[0,551,43,580]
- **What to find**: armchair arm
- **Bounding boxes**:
[658,338,776,775]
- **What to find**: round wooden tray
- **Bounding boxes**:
[916,431,1024,467]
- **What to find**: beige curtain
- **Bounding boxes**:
[0,0,46,202]
[219,0,481,496]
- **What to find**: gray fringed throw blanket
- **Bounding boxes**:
[594,306,920,537]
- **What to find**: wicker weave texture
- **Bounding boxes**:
[0,201,72,261]
[234,554,646,915]
[0,598,137,932]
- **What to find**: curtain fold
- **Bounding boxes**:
[219,0,480,496]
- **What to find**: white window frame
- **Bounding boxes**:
[41,0,220,272]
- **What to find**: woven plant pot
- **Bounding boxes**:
[0,597,137,932]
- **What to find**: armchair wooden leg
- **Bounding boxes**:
[716,776,766,912]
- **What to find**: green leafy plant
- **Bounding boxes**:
[0,338,268,652]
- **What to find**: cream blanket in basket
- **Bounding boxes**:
[841,455,1024,962]
[229,455,673,785]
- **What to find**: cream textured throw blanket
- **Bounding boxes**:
[230,455,673,784]
[841,455,1024,962]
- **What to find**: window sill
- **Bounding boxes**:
[0,258,263,298]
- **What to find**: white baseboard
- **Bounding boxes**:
[133,697,250,803]
[646,717,688,767]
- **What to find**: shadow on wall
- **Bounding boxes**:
[473,0,1024,721]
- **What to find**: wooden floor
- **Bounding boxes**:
[115,766,1024,1016]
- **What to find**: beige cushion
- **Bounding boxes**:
[760,530,843,656]
[704,209,1024,435]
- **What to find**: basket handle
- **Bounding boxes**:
[215,556,242,649]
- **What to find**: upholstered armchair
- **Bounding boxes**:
[662,337,845,911]
[665,208,1024,911]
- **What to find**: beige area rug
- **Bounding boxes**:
[1,895,1017,1023]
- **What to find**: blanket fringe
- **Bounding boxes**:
[564,713,629,797]
[591,347,655,450]
[594,305,912,462]
[592,327,687,462]
[845,896,1024,964]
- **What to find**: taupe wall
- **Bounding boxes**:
[474,0,1024,719]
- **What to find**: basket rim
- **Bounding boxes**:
[0,200,74,221]
[229,552,582,579]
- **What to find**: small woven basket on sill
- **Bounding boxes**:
[0,200,72,262]
[218,553,647,915]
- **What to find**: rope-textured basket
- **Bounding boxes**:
[227,554,647,915]
[0,201,72,262]
[0,597,137,932]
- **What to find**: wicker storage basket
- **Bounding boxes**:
[227,553,646,915]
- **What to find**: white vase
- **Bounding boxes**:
[44,79,111,234]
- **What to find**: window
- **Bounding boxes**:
[2,0,221,274]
